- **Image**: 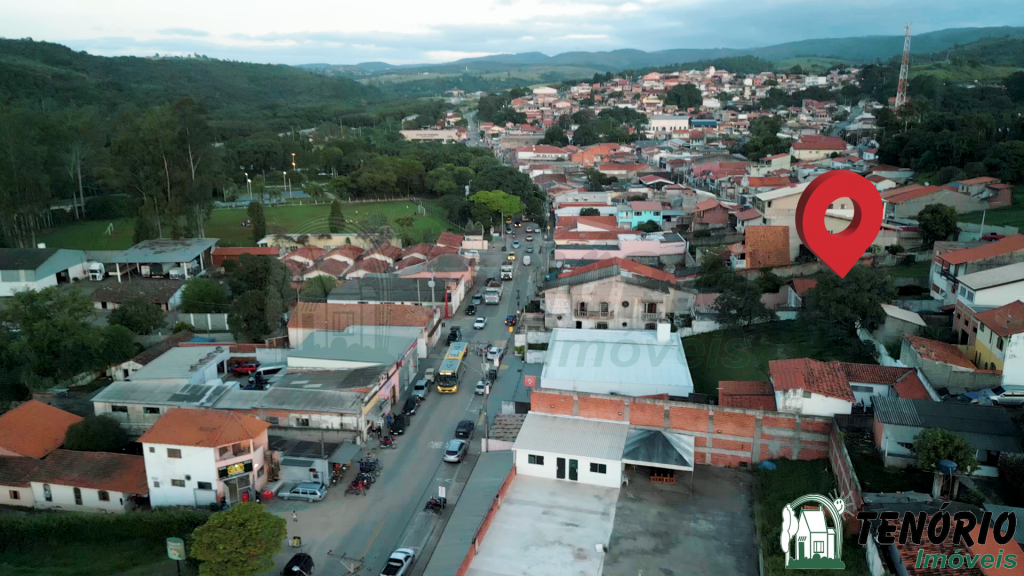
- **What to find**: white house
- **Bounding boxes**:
[139,408,272,507]
[129,345,231,385]
[29,450,147,513]
[512,413,628,488]
[769,359,854,417]
[0,248,89,297]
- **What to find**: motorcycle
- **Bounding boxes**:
[380,436,397,449]
[356,472,376,485]
[345,479,368,496]
[424,496,447,514]
[359,460,382,475]
[331,471,341,486]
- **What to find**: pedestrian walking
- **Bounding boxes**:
[292,511,298,523]
[376,426,382,441]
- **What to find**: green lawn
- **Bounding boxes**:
[754,459,870,576]
[959,189,1024,229]
[34,199,453,250]
[682,321,875,396]
[843,429,932,494]
[883,259,932,279]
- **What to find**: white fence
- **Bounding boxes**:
[171,313,230,332]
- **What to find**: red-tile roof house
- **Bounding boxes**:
[364,244,403,264]
[690,199,732,231]
[344,258,391,278]
[301,258,350,280]
[557,257,676,284]
[783,278,818,308]
[323,245,365,266]
[281,245,326,266]
[931,235,1024,303]
[29,450,148,512]
[211,247,282,267]
[139,408,272,448]
[718,381,777,411]
[436,231,465,248]
[770,359,931,415]
[0,456,40,506]
[0,401,83,459]
[904,335,977,370]
[289,302,436,334]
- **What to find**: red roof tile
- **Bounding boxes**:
[554,230,621,242]
[393,256,426,270]
[837,363,914,385]
[735,208,762,221]
[746,176,791,188]
[787,278,818,296]
[323,245,364,261]
[282,245,326,262]
[29,450,148,495]
[974,300,1024,338]
[956,177,998,186]
[892,372,931,400]
[288,302,435,331]
[0,401,82,459]
[718,381,777,411]
[212,247,281,257]
[139,408,271,448]
[0,456,40,487]
[939,234,1024,265]
[303,258,349,277]
[346,258,390,275]
[905,335,976,369]
[769,359,855,402]
[881,185,943,203]
[557,257,676,284]
[436,231,465,247]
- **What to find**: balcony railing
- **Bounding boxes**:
[217,444,253,462]
[641,312,661,321]
[574,310,614,318]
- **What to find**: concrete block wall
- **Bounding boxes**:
[530,390,832,467]
[827,426,865,536]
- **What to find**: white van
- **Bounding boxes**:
[522,255,531,266]
[248,363,286,383]
[978,386,1024,406]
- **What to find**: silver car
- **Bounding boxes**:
[443,439,468,463]
[278,482,328,502]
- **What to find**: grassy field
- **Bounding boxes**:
[35,199,453,250]
[883,259,932,278]
[958,189,1024,229]
[682,321,875,396]
[775,57,850,72]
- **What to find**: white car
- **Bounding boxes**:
[473,317,487,330]
[526,235,533,241]
[512,240,521,249]
[475,380,487,395]
[461,250,480,260]
[486,346,504,361]
[381,548,416,576]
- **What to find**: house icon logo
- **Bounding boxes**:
[781,492,850,570]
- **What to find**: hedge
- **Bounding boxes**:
[0,508,211,551]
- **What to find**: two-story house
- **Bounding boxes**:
[929,235,1024,303]
[953,262,1024,347]
[140,408,272,508]
[542,258,692,330]
[616,201,665,230]
[970,300,1024,378]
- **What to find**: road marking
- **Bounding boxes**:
[360,513,388,558]
[427,441,445,449]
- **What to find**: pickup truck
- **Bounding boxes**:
[381,549,416,576]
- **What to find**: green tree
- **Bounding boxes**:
[571,123,599,147]
[190,502,287,576]
[917,204,959,247]
[1005,71,1024,103]
[64,415,130,452]
[694,249,739,291]
[99,325,138,368]
[328,200,346,233]
[469,190,525,227]
[664,84,702,109]
[800,265,895,351]
[754,270,784,294]
[180,278,229,314]
[713,276,776,331]
[133,218,157,245]
[301,276,337,300]
[326,176,353,199]
[540,125,569,147]
[304,181,325,199]
[579,207,601,216]
[247,201,266,245]
[109,299,167,335]
[913,428,980,475]
[229,254,291,301]
[229,290,283,343]
[636,220,661,233]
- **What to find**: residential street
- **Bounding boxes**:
[265,225,540,576]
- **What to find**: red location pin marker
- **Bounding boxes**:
[795,170,883,279]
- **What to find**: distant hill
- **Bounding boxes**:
[307,25,1024,78]
[0,38,374,118]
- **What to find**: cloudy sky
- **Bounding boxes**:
[4,0,1022,66]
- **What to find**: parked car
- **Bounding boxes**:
[412,379,429,401]
[473,317,487,330]
[475,380,486,395]
[248,363,285,383]
[278,482,328,502]
[423,368,435,384]
[512,240,521,249]
[455,419,475,439]
[231,361,260,376]
[403,397,418,416]
[381,548,416,576]
[471,294,483,305]
[465,304,478,316]
[461,250,480,260]
[977,386,1024,406]
[504,314,517,326]
[486,346,504,361]
[446,326,462,344]
[391,414,407,435]
[443,439,468,463]
[282,553,315,575]
[526,235,533,241]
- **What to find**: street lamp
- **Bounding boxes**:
[246,179,252,200]
[291,152,297,171]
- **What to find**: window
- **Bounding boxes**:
[197,482,213,490]
[0,270,19,282]
[998,338,1005,351]
[528,454,545,465]
[43,484,52,501]
[966,290,975,303]
[297,418,311,427]
[850,385,873,393]
[897,442,915,451]
[171,479,186,488]
[266,416,280,425]
[111,405,128,413]
[258,467,265,478]
[596,322,608,329]
[802,391,812,398]
[144,407,160,415]
[98,491,109,502]
[9,490,19,500]
[646,302,658,313]
[956,311,961,319]
[600,302,609,314]
[645,323,656,330]
[167,448,182,459]
[148,447,155,453]
[814,541,825,554]
[590,463,607,474]
[74,487,83,505]
[152,480,160,488]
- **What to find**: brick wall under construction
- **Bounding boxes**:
[530,389,833,467]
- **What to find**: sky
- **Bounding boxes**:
[3,0,1022,66]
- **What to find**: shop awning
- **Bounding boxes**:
[329,442,362,465]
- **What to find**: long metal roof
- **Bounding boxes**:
[512,412,629,461]
[873,396,1021,453]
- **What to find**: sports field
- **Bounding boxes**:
[35,199,453,250]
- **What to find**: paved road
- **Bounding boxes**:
[266,226,540,576]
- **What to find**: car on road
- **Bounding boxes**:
[277,482,328,502]
[381,548,416,576]
[473,317,487,330]
[526,235,533,241]
[507,252,516,261]
[461,250,480,260]
[475,380,486,395]
[412,379,429,401]
[423,368,435,384]
[455,419,476,439]
[526,246,533,253]
[403,397,418,416]
[512,240,520,249]
[443,439,468,463]
[231,361,259,375]
[446,326,462,344]
[391,414,407,435]
[465,304,477,316]
[504,314,517,327]
[282,553,315,575]
[471,294,483,305]
[486,345,504,361]
[505,226,513,234]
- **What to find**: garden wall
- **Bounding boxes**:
[827,425,866,536]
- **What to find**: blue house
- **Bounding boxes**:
[617,201,665,230]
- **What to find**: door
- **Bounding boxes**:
[556,457,566,479]
[569,459,578,481]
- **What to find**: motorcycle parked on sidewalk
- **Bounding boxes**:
[356,472,376,485]
[380,435,397,449]
[424,496,447,513]
[345,479,368,496]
